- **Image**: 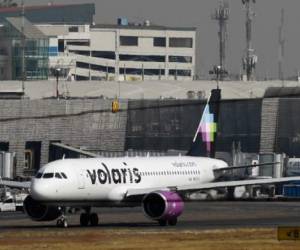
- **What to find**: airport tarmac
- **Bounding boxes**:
[1,201,300,230]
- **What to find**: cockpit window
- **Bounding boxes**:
[35,172,43,179]
[61,172,67,179]
[43,173,54,179]
[55,173,62,179]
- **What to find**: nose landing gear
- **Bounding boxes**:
[56,207,69,228]
[56,217,68,228]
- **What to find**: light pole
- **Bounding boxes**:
[56,68,61,99]
[209,65,228,89]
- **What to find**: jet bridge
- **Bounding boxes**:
[49,143,99,160]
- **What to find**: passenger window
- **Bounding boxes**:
[35,172,43,178]
[55,173,62,179]
[61,173,67,179]
[43,173,54,178]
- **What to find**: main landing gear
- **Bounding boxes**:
[80,208,99,227]
[158,217,178,226]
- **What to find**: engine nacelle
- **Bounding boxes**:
[142,191,184,220]
[23,195,61,221]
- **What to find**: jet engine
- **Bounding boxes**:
[142,191,184,220]
[23,195,61,221]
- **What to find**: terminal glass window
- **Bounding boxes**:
[120,36,138,46]
[119,68,165,76]
[91,51,116,59]
[153,37,166,47]
[58,39,65,52]
[69,26,79,32]
[119,54,165,62]
[24,141,41,171]
[11,38,49,80]
[0,142,9,151]
[70,50,90,56]
[169,38,193,48]
[66,40,90,46]
[169,69,191,76]
[169,56,192,63]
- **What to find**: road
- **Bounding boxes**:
[1,201,300,230]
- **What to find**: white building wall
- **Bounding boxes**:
[38,23,196,81]
[90,30,116,51]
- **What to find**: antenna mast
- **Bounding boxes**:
[212,0,229,80]
[242,0,257,81]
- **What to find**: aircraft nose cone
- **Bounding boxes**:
[31,180,51,200]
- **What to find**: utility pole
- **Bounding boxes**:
[212,0,229,80]
[242,0,257,81]
[278,8,285,83]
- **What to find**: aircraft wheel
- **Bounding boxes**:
[80,213,90,227]
[90,213,99,227]
[56,218,63,227]
[56,218,68,228]
[158,219,167,226]
[62,218,68,228]
[168,218,177,226]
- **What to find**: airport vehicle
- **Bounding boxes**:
[0,198,17,212]
[3,89,300,228]
[0,192,26,212]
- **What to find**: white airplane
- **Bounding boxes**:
[3,89,300,228]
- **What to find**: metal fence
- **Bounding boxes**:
[125,99,262,154]
[277,98,300,156]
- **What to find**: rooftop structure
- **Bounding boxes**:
[0,3,95,24]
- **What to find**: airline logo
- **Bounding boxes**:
[87,163,141,185]
[197,106,217,153]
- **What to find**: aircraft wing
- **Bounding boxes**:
[126,176,300,197]
[0,180,31,189]
[214,162,279,172]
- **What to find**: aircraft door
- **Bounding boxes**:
[77,169,85,189]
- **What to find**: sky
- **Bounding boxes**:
[20,0,300,79]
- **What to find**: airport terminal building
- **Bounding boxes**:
[0,3,196,81]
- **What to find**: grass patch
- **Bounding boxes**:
[0,228,299,250]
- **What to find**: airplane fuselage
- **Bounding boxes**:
[31,156,228,206]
